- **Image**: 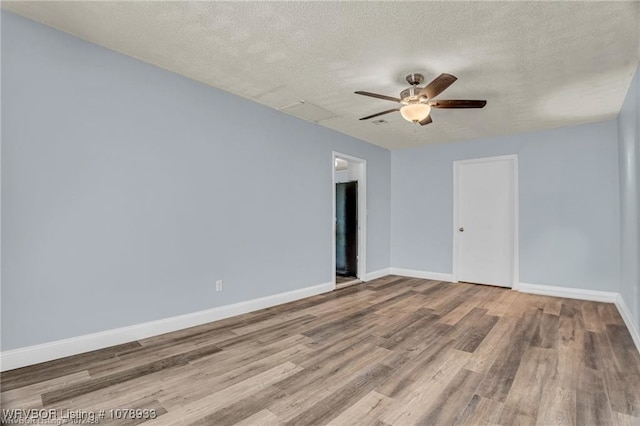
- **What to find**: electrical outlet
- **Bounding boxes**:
[215,280,223,292]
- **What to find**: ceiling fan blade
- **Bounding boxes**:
[354,91,402,103]
[359,108,400,120]
[419,115,432,126]
[430,100,487,108]
[419,73,457,99]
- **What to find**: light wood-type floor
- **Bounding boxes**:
[2,276,640,425]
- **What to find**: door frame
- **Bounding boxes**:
[332,152,367,289]
[452,154,519,288]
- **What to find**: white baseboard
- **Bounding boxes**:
[364,268,391,281]
[615,294,640,355]
[516,282,618,303]
[0,281,334,372]
[5,277,637,371]
[389,268,454,282]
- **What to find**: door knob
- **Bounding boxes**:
[459,227,464,232]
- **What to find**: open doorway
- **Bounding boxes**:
[332,152,366,289]
[336,180,358,280]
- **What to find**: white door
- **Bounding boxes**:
[455,156,517,288]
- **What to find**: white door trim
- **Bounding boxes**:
[452,154,519,287]
[332,152,367,289]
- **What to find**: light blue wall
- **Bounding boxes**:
[1,10,634,353]
[391,121,621,292]
[0,12,391,350]
[617,62,640,330]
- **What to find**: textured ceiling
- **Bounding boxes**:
[3,1,639,149]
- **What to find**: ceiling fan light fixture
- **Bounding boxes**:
[400,103,431,123]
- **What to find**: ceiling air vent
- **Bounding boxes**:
[372,119,389,125]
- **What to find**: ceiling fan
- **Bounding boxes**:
[355,73,486,126]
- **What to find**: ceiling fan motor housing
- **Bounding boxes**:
[400,86,428,105]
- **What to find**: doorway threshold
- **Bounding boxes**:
[336,278,362,290]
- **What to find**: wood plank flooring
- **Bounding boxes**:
[2,276,640,425]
